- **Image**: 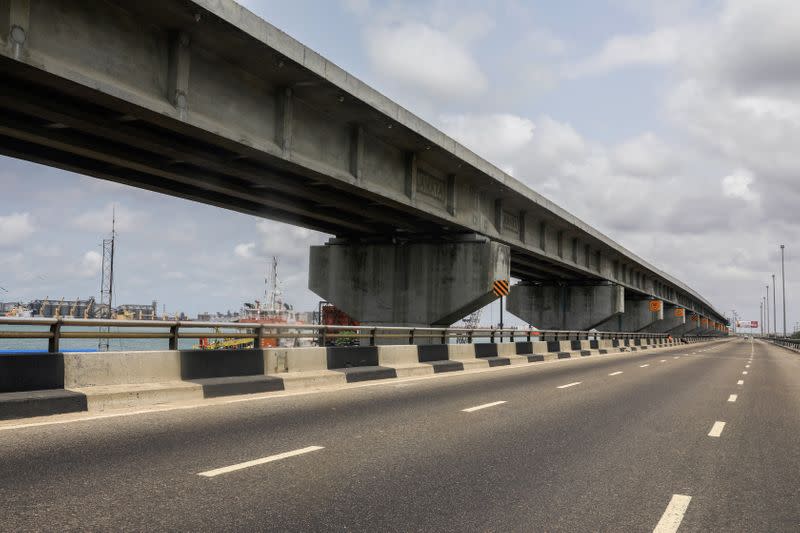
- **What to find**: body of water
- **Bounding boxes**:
[0,324,248,352]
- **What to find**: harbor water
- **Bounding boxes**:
[0,324,247,353]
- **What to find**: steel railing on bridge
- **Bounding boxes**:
[0,316,706,353]
[765,336,800,352]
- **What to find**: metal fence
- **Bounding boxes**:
[0,316,690,353]
[767,337,800,352]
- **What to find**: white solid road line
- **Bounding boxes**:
[728,394,738,402]
[198,446,324,477]
[653,494,692,533]
[640,364,650,368]
[557,382,582,389]
[462,401,507,413]
[708,421,726,437]
[609,371,623,376]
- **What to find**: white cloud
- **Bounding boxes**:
[80,250,102,278]
[0,212,34,246]
[566,28,682,78]
[612,133,679,177]
[234,242,256,259]
[722,169,755,199]
[437,113,535,161]
[365,22,487,100]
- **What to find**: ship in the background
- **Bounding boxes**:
[197,257,309,349]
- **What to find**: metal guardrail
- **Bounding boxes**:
[767,337,800,351]
[0,317,686,353]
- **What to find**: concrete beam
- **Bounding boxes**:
[308,237,509,326]
[506,283,624,330]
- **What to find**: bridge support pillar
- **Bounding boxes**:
[596,298,664,332]
[644,305,686,333]
[308,237,509,326]
[506,282,624,330]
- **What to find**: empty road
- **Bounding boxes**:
[2,338,798,532]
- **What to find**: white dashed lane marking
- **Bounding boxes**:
[728,394,737,402]
[462,401,507,413]
[609,371,623,376]
[653,494,692,533]
[737,380,744,385]
[708,421,726,437]
[557,382,582,389]
[198,446,324,478]
[640,364,650,368]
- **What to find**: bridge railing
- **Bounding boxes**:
[766,337,800,352]
[0,316,687,353]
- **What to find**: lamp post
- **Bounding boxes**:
[772,274,777,336]
[766,285,770,337]
[760,300,764,336]
[781,245,787,337]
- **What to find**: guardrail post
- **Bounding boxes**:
[408,328,415,345]
[526,330,531,342]
[490,329,496,343]
[509,330,515,342]
[370,327,376,346]
[48,320,62,353]
[468,329,474,344]
[256,326,264,349]
[441,329,447,345]
[169,324,179,350]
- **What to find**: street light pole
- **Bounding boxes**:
[760,300,764,336]
[766,285,770,337]
[772,274,777,336]
[781,245,787,337]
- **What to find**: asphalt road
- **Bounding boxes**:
[1,338,798,532]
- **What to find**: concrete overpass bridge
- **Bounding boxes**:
[0,0,726,333]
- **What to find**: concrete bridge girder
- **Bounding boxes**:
[0,0,726,328]
[308,238,509,327]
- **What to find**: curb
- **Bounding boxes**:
[0,339,723,420]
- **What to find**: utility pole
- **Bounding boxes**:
[781,245,787,337]
[772,274,777,336]
[766,285,770,337]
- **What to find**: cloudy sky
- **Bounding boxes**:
[1,0,797,331]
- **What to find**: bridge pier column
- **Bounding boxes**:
[308,237,509,326]
[596,298,664,332]
[506,282,624,330]
[643,305,686,333]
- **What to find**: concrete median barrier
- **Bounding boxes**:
[378,346,433,377]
